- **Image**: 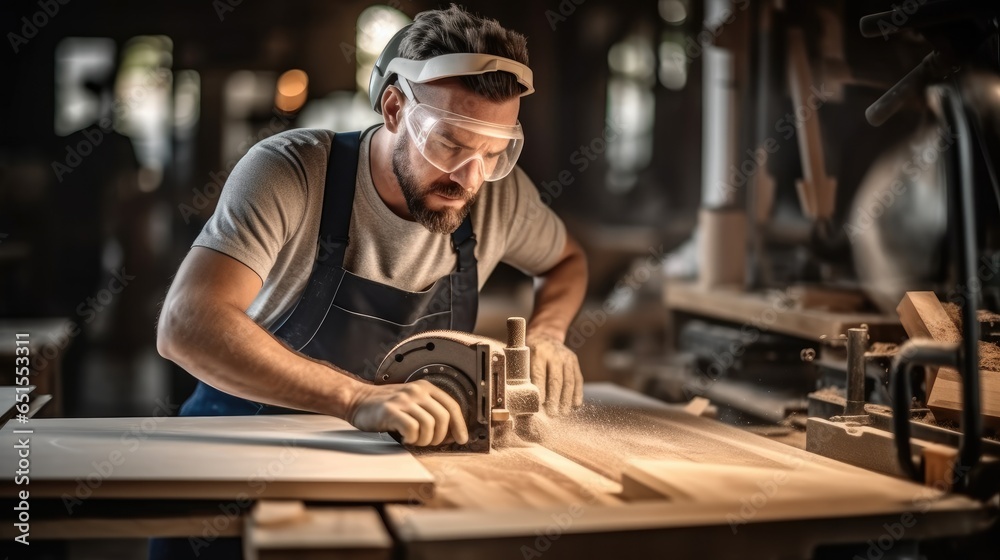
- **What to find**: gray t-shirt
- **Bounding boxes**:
[194,127,567,328]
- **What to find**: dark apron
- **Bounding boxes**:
[179,130,479,416]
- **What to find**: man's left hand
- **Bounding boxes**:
[526,333,583,416]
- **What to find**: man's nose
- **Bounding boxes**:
[448,158,484,192]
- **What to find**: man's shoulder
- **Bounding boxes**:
[252,128,335,154]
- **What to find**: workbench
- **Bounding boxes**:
[1,384,990,559]
[664,281,904,343]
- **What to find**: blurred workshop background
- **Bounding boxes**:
[0,0,995,429]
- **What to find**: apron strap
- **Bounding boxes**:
[268,130,363,346]
[317,130,363,268]
[450,215,476,272]
[449,215,478,330]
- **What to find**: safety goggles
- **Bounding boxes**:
[396,76,524,182]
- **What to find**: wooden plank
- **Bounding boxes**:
[896,291,961,393]
[665,281,903,342]
[540,384,865,484]
[415,444,622,511]
[785,286,866,313]
[896,292,961,343]
[516,447,623,506]
[0,514,243,540]
[925,368,1000,431]
[386,496,985,560]
[252,500,307,527]
[0,415,434,501]
[387,384,986,558]
[245,505,391,560]
[895,292,1000,430]
[621,459,919,505]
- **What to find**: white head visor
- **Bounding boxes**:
[385,53,534,95]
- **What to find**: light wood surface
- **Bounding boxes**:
[0,514,244,540]
[387,384,986,559]
[926,368,1000,430]
[245,505,391,560]
[0,414,434,501]
[621,458,928,504]
[896,292,960,342]
[252,500,307,527]
[897,291,961,392]
[785,286,866,313]
[386,494,986,560]
[896,292,1000,430]
[2,384,988,555]
[665,281,903,342]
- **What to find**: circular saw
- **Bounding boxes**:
[373,317,541,452]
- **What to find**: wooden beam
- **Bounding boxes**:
[896,291,961,393]
[665,281,903,342]
[896,292,1000,430]
[245,505,391,560]
[925,368,1000,431]
[0,514,243,540]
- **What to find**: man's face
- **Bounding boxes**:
[391,78,520,234]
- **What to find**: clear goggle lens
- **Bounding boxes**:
[402,100,523,182]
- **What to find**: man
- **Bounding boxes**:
[154,6,587,557]
[158,5,584,464]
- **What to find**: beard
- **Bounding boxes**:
[392,134,478,234]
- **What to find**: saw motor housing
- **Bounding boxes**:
[373,317,541,452]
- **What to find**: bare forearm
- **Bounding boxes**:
[527,236,588,342]
[158,301,361,417]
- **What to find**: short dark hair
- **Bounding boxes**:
[400,4,529,102]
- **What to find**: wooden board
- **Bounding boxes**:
[896,291,961,392]
[386,495,986,560]
[413,445,623,511]
[386,385,987,560]
[0,513,244,540]
[245,505,391,560]
[621,458,927,505]
[896,292,1000,430]
[896,292,961,343]
[665,281,903,342]
[0,414,434,501]
[926,368,1000,430]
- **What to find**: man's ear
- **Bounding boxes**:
[381,86,404,133]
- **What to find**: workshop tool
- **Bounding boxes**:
[374,317,541,453]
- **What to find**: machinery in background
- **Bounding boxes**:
[648,0,1000,506]
[808,0,1000,500]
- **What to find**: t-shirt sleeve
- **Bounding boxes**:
[192,134,312,282]
[501,166,567,275]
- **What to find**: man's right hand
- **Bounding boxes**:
[346,380,470,446]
